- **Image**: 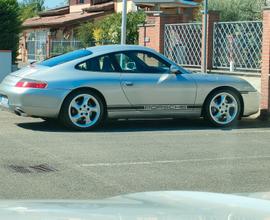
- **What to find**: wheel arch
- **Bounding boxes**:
[201,86,244,118]
[58,87,107,118]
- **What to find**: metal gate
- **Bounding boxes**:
[213,21,263,72]
[164,23,202,67]
[26,31,47,61]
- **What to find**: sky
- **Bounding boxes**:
[43,0,66,8]
[18,0,67,9]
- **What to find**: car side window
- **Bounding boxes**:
[76,55,116,72]
[136,52,169,70]
[113,51,170,74]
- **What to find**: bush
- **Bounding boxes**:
[74,22,95,47]
[0,0,22,63]
[75,11,146,45]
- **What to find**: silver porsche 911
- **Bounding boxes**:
[0,45,260,130]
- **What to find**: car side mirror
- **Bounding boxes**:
[170,65,181,74]
[126,62,136,70]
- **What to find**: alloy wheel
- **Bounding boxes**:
[209,92,238,125]
[68,94,101,128]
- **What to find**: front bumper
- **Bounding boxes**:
[0,83,69,118]
[241,91,260,116]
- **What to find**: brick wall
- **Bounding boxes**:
[201,11,220,71]
[261,8,270,116]
[138,12,182,53]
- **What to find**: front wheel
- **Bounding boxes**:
[60,90,105,131]
[204,89,241,127]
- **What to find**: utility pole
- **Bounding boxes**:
[121,0,128,45]
[202,0,208,73]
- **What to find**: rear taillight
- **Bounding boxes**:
[15,80,47,89]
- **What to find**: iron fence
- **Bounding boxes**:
[213,21,263,72]
[50,40,115,57]
[164,23,202,67]
[50,40,86,57]
[26,39,115,61]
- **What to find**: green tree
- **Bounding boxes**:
[196,0,266,21]
[75,11,146,45]
[19,0,45,21]
[0,0,22,63]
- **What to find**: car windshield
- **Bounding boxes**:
[39,50,92,67]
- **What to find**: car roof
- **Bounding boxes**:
[85,45,156,54]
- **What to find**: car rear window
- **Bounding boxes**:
[39,50,92,67]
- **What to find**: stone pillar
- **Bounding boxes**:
[138,11,182,53]
[260,8,270,117]
[201,10,220,72]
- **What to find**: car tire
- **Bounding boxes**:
[60,89,105,131]
[204,89,241,127]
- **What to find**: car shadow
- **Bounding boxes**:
[16,117,270,133]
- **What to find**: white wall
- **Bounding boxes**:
[0,51,12,82]
[70,3,89,12]
[115,0,137,13]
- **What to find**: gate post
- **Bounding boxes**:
[261,8,270,117]
[201,10,220,72]
[46,32,51,59]
[138,11,182,53]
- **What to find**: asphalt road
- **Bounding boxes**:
[0,110,270,200]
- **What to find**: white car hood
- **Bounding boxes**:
[0,191,270,220]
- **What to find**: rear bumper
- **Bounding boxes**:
[0,83,69,118]
[242,91,260,117]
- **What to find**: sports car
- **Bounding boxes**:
[0,45,260,130]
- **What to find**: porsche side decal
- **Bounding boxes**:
[108,105,202,111]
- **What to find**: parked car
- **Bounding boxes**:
[0,45,259,130]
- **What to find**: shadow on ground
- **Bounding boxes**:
[16,117,270,133]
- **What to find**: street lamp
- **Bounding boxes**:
[202,0,208,73]
[121,0,128,45]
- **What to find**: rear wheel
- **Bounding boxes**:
[60,90,105,130]
[204,89,241,127]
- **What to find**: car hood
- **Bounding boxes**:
[190,73,257,92]
[0,191,270,220]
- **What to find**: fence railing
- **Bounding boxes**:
[213,21,263,71]
[164,23,202,67]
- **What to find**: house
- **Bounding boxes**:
[20,0,200,62]
[21,0,115,61]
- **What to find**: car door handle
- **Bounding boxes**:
[123,81,134,86]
